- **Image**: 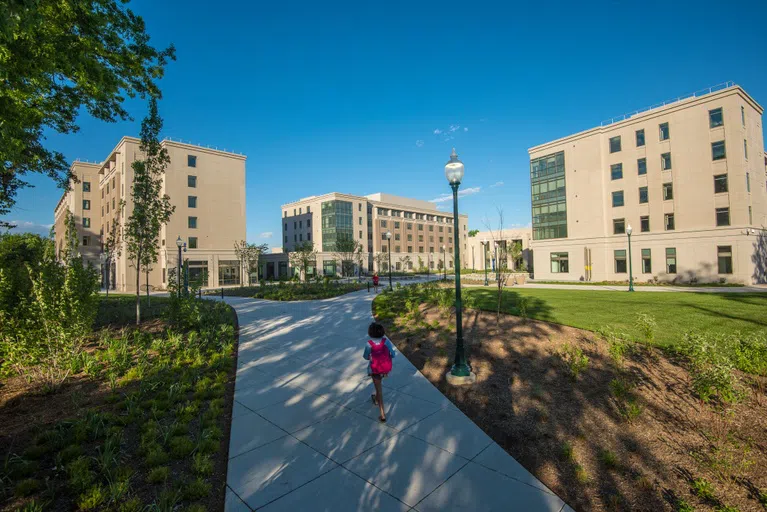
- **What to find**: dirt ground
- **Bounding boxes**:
[378,304,767,512]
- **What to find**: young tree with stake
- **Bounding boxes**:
[125,98,175,325]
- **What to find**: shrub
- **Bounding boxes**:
[14,478,41,497]
[732,332,767,376]
[119,497,143,512]
[182,477,211,500]
[184,504,207,512]
[147,466,170,484]
[169,436,195,458]
[561,441,574,461]
[144,448,169,468]
[556,343,589,381]
[680,333,742,404]
[78,484,106,510]
[676,499,695,512]
[192,453,213,476]
[598,449,619,469]
[691,477,716,502]
[574,464,590,485]
[634,313,657,344]
[68,456,95,492]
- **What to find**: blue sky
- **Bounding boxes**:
[4,0,767,248]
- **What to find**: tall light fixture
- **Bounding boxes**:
[444,149,476,385]
[385,231,393,290]
[626,224,634,292]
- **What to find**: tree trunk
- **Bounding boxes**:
[146,269,150,308]
[496,280,502,324]
[135,257,141,326]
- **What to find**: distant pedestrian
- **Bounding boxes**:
[363,322,395,423]
[372,273,379,293]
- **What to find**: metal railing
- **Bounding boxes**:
[600,81,735,127]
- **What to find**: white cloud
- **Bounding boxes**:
[449,125,460,132]
[4,220,53,236]
[490,181,504,188]
[429,186,481,203]
[463,127,469,132]
[433,129,442,135]
[415,140,424,147]
[258,231,273,238]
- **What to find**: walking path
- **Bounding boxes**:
[223,287,571,511]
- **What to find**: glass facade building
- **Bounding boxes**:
[531,151,567,240]
[321,200,354,252]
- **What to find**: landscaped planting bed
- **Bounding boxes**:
[373,284,767,512]
[0,297,238,511]
[218,281,367,301]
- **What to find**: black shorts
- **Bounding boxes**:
[370,373,388,379]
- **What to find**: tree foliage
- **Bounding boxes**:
[234,240,269,285]
[124,98,175,324]
[0,0,175,225]
[288,241,318,282]
[332,238,363,277]
[0,231,52,317]
[468,229,480,237]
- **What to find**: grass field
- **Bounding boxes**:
[465,288,767,348]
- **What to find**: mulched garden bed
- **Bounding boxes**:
[376,303,767,512]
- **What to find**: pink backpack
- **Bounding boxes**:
[368,338,392,374]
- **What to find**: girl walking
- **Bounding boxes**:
[363,322,396,422]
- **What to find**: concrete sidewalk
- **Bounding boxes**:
[223,288,570,511]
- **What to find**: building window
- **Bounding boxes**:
[83,181,91,192]
[407,223,413,230]
[188,175,197,188]
[395,233,400,241]
[639,186,648,204]
[709,107,723,128]
[307,233,311,241]
[746,172,751,192]
[307,219,311,227]
[661,152,672,170]
[188,216,197,229]
[749,206,753,225]
[380,220,387,227]
[294,234,297,242]
[188,196,197,208]
[614,250,627,273]
[612,190,624,207]
[550,252,569,273]
[640,216,650,232]
[715,207,730,226]
[635,129,645,147]
[418,224,423,231]
[610,163,623,180]
[408,246,413,253]
[439,236,444,243]
[741,106,745,126]
[188,155,197,167]
[299,220,303,228]
[82,199,90,210]
[664,213,675,231]
[666,248,677,274]
[293,221,297,229]
[531,151,567,240]
[381,233,387,240]
[659,122,669,141]
[663,183,673,200]
[188,237,198,249]
[711,140,726,160]
[428,225,433,231]
[637,158,647,176]
[744,139,748,159]
[82,236,90,246]
[284,235,287,243]
[83,217,91,228]
[641,249,651,273]
[395,246,401,253]
[407,234,412,241]
[613,218,625,235]
[438,226,443,232]
[394,221,401,228]
[609,136,621,153]
[299,234,303,241]
[714,174,728,193]
[717,246,733,274]
[418,235,423,242]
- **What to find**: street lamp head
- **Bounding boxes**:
[176,236,183,248]
[385,231,392,240]
[482,238,487,244]
[626,224,633,236]
[444,148,464,185]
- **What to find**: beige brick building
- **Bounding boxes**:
[465,228,533,273]
[281,192,469,277]
[53,161,103,267]
[54,136,246,291]
[528,83,766,284]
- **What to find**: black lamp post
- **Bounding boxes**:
[482,239,489,286]
[627,224,634,292]
[445,149,475,384]
[426,252,430,280]
[175,236,186,294]
[385,231,393,290]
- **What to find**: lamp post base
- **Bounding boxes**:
[446,370,477,386]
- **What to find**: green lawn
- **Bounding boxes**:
[465,288,767,348]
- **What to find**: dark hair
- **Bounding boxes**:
[368,322,385,338]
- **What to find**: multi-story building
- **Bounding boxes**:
[281,192,469,276]
[53,161,103,267]
[54,136,247,291]
[465,228,533,273]
[528,83,765,284]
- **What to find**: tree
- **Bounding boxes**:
[510,240,524,271]
[102,212,123,297]
[332,238,363,277]
[288,241,318,282]
[417,255,425,272]
[484,208,514,323]
[124,98,175,325]
[0,0,175,226]
[468,229,480,237]
[374,252,389,273]
[234,240,269,285]
[0,232,52,319]
[401,255,412,272]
